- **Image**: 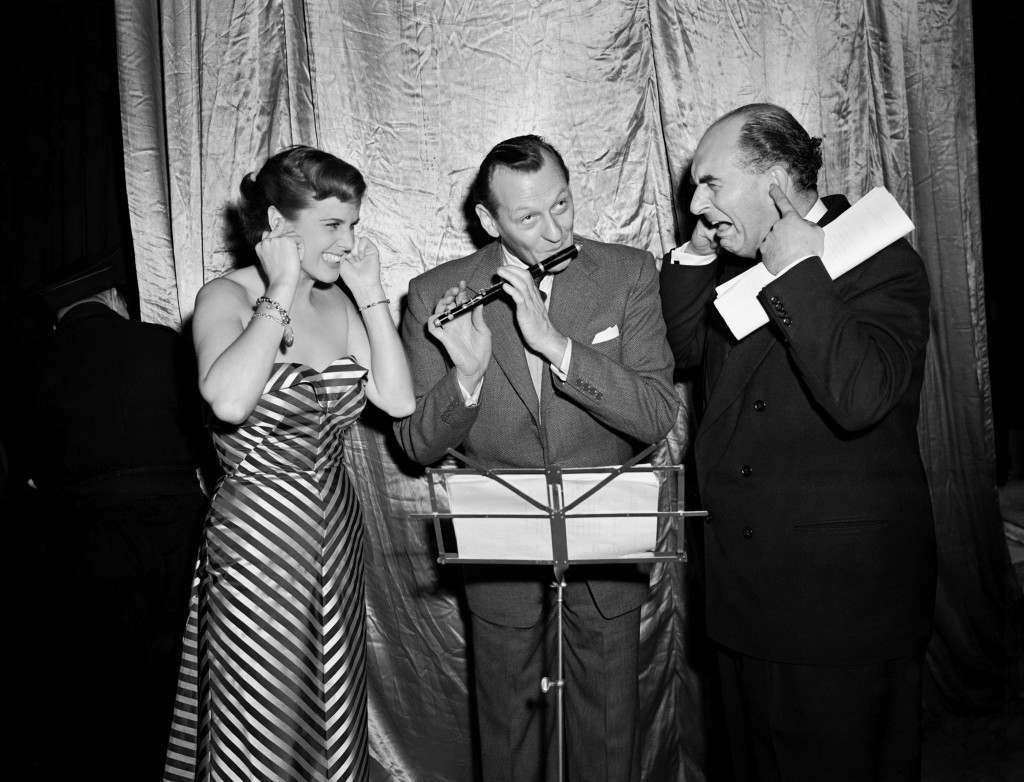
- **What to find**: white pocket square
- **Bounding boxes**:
[592,325,619,344]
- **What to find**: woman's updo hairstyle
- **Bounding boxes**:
[238,145,366,246]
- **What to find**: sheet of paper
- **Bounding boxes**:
[712,187,914,340]
[445,470,659,560]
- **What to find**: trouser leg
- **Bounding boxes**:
[561,594,641,782]
[717,646,924,782]
[471,612,551,782]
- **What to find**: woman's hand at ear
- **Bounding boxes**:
[256,226,303,296]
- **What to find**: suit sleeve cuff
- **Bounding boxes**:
[771,254,814,278]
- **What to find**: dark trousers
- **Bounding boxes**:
[717,646,925,782]
[42,486,205,780]
[471,587,641,782]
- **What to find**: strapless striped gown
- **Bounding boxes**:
[164,357,370,781]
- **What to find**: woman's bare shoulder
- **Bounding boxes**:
[198,268,262,306]
[193,272,263,326]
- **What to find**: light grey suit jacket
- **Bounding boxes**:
[395,236,678,625]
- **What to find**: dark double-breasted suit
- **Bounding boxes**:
[396,236,677,780]
[660,194,936,779]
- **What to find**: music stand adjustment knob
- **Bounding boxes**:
[540,676,563,693]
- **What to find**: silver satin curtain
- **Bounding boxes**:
[114,1,1013,779]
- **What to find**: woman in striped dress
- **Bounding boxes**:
[164,146,415,781]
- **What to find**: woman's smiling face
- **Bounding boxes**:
[280,196,362,283]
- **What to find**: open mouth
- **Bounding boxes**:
[322,252,344,265]
[708,220,733,238]
[699,216,732,235]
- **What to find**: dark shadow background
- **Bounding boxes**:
[973,4,1023,485]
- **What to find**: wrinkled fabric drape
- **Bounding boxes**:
[114,0,1019,779]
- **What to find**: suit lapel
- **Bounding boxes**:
[543,247,602,405]
[472,245,541,420]
[698,325,776,436]
[547,248,601,344]
[697,197,848,438]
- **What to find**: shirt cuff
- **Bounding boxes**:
[771,254,815,278]
[668,242,717,266]
[549,339,572,381]
[457,376,483,407]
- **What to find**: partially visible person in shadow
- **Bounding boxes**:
[28,263,210,780]
[164,145,415,782]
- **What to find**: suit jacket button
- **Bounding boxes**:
[740,464,752,477]
[782,316,793,326]
[753,399,766,411]
[742,526,754,539]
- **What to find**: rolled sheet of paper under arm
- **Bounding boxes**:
[712,187,915,340]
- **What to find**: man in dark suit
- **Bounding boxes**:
[30,265,210,779]
[395,135,678,781]
[659,104,936,781]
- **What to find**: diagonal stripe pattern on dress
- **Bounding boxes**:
[164,356,371,781]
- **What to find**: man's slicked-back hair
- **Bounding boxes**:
[470,134,570,215]
[719,103,823,192]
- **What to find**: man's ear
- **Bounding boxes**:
[267,205,285,232]
[474,203,501,239]
[767,165,794,198]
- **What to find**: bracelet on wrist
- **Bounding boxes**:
[253,296,294,347]
[358,297,391,313]
[251,310,283,327]
[255,295,291,324]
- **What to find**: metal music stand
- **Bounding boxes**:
[408,443,707,781]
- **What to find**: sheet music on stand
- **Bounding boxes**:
[409,443,704,572]
[444,469,660,561]
[407,443,706,782]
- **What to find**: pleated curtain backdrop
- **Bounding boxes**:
[113,1,1018,779]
